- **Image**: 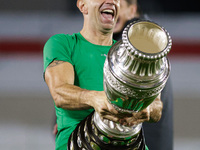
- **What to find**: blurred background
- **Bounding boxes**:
[0,0,199,149]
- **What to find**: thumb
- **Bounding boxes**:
[106,101,118,115]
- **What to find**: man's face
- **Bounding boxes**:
[85,0,120,32]
[114,0,136,33]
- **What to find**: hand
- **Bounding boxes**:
[90,92,162,126]
[91,91,122,123]
[119,107,150,126]
[119,94,163,126]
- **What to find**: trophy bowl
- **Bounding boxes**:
[103,20,172,113]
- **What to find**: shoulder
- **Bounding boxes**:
[44,33,79,49]
[48,33,77,43]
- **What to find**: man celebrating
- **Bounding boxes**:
[43,0,163,149]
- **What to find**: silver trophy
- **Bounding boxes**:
[68,20,172,150]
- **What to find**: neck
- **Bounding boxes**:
[80,22,113,46]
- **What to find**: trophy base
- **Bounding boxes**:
[68,112,146,150]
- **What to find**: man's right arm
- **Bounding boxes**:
[45,60,119,121]
[45,60,92,110]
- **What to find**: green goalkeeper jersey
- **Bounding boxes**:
[43,32,116,150]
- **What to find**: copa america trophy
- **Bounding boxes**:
[68,20,172,150]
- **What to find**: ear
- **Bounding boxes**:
[127,4,137,20]
[77,0,88,14]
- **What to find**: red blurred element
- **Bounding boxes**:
[169,41,200,56]
[0,39,200,55]
[0,40,46,54]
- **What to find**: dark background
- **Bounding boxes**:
[0,0,199,13]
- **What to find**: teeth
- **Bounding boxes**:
[102,9,114,14]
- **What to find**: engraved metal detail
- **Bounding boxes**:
[93,111,142,139]
[104,62,165,99]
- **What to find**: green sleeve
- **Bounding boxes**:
[43,34,74,73]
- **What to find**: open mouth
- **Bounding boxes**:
[101,9,114,21]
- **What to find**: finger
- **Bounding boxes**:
[134,112,148,120]
[122,118,144,126]
[117,112,133,118]
[122,114,149,126]
[106,102,119,115]
[100,114,120,123]
[136,109,150,120]
[99,109,118,119]
[121,107,151,126]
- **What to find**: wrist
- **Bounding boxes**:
[81,90,96,108]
